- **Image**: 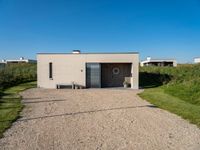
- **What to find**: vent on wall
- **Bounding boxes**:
[72,50,81,54]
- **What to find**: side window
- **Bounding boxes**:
[49,62,53,79]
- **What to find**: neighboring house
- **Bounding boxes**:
[2,57,36,64]
[37,50,139,89]
[140,57,177,67]
[0,62,6,69]
[194,57,200,63]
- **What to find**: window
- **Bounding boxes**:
[112,67,120,75]
[49,62,53,79]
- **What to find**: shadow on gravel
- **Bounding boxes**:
[0,104,157,123]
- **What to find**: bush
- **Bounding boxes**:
[0,63,37,89]
[140,64,200,105]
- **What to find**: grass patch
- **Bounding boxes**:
[0,81,36,138]
[139,87,200,127]
[139,64,200,127]
[140,64,200,105]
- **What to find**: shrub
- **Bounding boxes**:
[140,64,200,105]
[0,63,37,89]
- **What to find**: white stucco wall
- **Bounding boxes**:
[37,53,139,89]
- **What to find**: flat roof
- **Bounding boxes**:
[141,59,176,64]
[141,58,176,62]
[37,52,139,55]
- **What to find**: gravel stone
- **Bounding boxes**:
[0,88,200,150]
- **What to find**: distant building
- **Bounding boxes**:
[1,57,36,64]
[0,62,6,69]
[194,57,200,63]
[140,57,177,67]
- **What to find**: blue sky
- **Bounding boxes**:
[0,0,200,63]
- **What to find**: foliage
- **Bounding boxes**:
[139,64,200,127]
[0,63,37,89]
[140,64,200,105]
[0,64,37,138]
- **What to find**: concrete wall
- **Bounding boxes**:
[37,53,139,89]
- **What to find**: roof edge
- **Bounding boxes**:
[37,52,139,55]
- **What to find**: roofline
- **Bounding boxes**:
[5,59,36,62]
[141,59,177,63]
[141,58,176,61]
[37,52,139,55]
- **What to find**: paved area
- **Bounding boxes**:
[0,88,200,150]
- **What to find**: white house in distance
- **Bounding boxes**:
[194,57,200,63]
[37,50,139,89]
[1,57,36,64]
[140,57,177,67]
[0,62,6,69]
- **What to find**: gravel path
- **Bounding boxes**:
[0,88,200,150]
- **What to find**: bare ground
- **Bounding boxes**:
[0,88,200,150]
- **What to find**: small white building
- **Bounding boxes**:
[140,57,177,67]
[0,61,6,69]
[37,51,139,89]
[2,57,36,64]
[194,57,200,63]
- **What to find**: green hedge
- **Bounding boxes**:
[0,63,37,89]
[140,64,200,106]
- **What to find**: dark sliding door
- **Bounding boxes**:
[101,63,131,87]
[86,63,101,88]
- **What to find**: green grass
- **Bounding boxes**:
[139,87,200,127]
[139,64,200,127]
[140,64,200,105]
[0,81,36,138]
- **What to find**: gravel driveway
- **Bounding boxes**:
[0,88,200,150]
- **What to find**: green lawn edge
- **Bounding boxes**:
[138,87,200,127]
[0,81,36,138]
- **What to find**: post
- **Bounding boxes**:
[131,56,139,89]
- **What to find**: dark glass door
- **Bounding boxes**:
[86,63,101,88]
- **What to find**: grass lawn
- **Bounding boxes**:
[0,81,36,138]
[139,87,200,127]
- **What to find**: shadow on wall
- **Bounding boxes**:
[139,72,172,89]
